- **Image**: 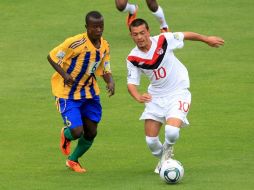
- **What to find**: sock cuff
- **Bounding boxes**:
[152,6,163,15]
[146,136,159,142]
[165,125,180,133]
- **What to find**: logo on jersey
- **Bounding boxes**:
[56,50,66,59]
[156,48,164,55]
[173,33,180,40]
[84,46,88,51]
[104,61,111,73]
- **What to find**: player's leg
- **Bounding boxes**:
[115,0,138,27]
[57,98,84,156]
[145,0,169,32]
[144,119,164,173]
[68,118,98,163]
[65,118,91,173]
[140,96,166,173]
[67,96,102,169]
[57,98,88,172]
[163,89,191,161]
[161,118,182,162]
[145,119,163,157]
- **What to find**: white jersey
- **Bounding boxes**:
[127,32,190,97]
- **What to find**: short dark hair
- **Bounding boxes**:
[85,11,103,25]
[129,18,149,32]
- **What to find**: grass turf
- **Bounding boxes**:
[0,0,253,189]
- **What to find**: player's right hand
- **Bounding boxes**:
[137,93,152,103]
[63,73,75,87]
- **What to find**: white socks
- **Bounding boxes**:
[146,136,163,158]
[123,3,136,14]
[146,125,180,159]
[152,6,168,29]
[165,125,180,145]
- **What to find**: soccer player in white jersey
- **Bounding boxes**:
[126,18,224,173]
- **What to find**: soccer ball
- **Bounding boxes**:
[159,159,184,184]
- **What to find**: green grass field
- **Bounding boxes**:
[1,0,254,189]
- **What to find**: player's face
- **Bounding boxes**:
[130,24,151,51]
[86,17,104,41]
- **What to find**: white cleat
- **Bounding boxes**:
[161,145,174,165]
[154,161,161,174]
[154,145,174,174]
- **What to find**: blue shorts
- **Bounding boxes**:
[56,96,102,129]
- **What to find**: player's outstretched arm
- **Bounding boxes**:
[183,32,224,48]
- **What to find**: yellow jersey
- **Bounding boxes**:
[49,33,111,99]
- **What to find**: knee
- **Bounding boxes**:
[165,125,180,145]
[82,118,98,141]
[146,136,163,158]
[146,0,158,12]
[115,1,127,11]
[84,130,97,141]
[70,126,84,139]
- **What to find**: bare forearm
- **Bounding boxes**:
[103,72,114,84]
[47,55,66,78]
[47,55,75,86]
[183,32,224,47]
[127,84,140,101]
[127,84,152,103]
[103,72,115,97]
[183,32,208,43]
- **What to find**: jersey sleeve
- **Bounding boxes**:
[95,41,111,76]
[49,38,75,65]
[127,60,141,85]
[164,32,184,50]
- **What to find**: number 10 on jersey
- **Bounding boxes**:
[153,67,166,80]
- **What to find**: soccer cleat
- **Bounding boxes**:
[161,144,174,164]
[60,127,71,155]
[66,159,86,173]
[126,5,138,28]
[155,145,174,174]
[154,161,161,174]
[160,27,169,33]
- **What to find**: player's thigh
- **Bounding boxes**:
[166,90,191,127]
[57,98,83,129]
[144,119,162,137]
[80,96,102,124]
[166,118,183,128]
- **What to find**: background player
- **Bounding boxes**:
[115,0,169,32]
[47,11,115,173]
[126,18,224,173]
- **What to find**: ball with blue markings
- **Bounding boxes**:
[159,159,184,184]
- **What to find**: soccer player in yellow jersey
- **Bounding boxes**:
[47,11,115,173]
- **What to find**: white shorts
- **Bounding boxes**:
[139,89,191,127]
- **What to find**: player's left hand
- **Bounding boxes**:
[206,36,225,47]
[106,81,115,97]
